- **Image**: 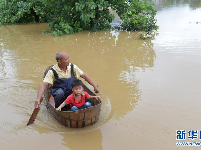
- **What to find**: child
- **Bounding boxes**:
[56,79,100,111]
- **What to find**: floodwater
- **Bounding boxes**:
[0,0,201,150]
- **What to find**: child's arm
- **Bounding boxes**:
[56,102,65,111]
[89,95,100,101]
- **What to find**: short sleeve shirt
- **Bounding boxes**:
[43,63,84,84]
[64,91,90,108]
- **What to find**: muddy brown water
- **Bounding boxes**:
[0,1,201,150]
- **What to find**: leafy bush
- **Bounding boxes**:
[0,0,46,24]
[114,1,158,32]
[0,0,158,37]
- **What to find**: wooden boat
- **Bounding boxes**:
[43,65,102,128]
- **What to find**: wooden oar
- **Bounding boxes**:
[27,97,43,126]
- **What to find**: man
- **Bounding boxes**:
[35,51,99,108]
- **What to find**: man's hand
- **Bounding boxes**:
[94,86,99,93]
[35,99,41,108]
[80,73,100,93]
[35,82,48,108]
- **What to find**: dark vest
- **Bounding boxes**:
[51,63,75,97]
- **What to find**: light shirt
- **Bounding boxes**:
[43,63,83,84]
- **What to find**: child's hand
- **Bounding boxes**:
[56,108,61,111]
[95,96,100,101]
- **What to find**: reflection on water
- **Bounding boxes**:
[60,129,103,150]
[150,0,201,10]
[189,0,201,9]
[0,45,17,80]
[106,31,156,118]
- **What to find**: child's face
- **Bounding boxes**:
[72,85,83,96]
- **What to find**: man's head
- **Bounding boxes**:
[55,51,70,67]
[71,79,83,96]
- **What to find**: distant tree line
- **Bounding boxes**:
[0,0,158,37]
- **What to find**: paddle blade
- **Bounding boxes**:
[27,108,40,126]
[27,97,43,126]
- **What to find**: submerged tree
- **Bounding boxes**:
[0,0,158,37]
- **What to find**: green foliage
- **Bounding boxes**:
[0,0,46,25]
[0,0,158,37]
[113,0,158,32]
[45,0,114,35]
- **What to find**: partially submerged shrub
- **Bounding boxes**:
[0,0,158,37]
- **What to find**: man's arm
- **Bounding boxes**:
[35,82,48,108]
[80,73,99,93]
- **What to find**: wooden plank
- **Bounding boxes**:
[27,97,43,126]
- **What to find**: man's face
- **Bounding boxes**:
[72,85,83,96]
[59,53,70,66]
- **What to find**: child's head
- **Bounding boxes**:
[71,79,83,95]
